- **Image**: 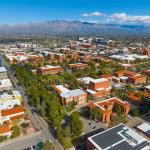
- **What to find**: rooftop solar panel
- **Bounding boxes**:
[91,125,124,149]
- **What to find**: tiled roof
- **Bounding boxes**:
[1,106,24,117]
[0,125,10,134]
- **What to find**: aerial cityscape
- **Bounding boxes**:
[0,0,149,150]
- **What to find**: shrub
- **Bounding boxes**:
[10,125,21,139]
[0,136,7,143]
[21,122,29,128]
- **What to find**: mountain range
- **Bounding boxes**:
[0,20,150,37]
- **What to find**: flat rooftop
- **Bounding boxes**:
[40,65,62,70]
[88,124,150,150]
[60,89,85,99]
[78,77,108,84]
[0,79,12,88]
[55,85,70,93]
[0,67,7,73]
[137,123,150,135]
[144,85,150,90]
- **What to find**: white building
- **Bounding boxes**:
[0,79,13,91]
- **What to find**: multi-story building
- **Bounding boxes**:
[113,70,146,84]
[87,124,150,150]
[68,63,88,71]
[27,55,44,66]
[88,97,130,123]
[52,85,87,106]
[5,54,28,64]
[128,74,146,84]
[55,54,66,62]
[37,65,64,75]
[88,78,111,98]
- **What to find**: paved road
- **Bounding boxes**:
[0,131,43,150]
[0,56,63,150]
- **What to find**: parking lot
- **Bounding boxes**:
[80,116,106,134]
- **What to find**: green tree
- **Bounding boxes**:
[60,136,72,149]
[69,112,83,138]
[11,125,21,139]
[63,126,71,137]
[93,107,102,120]
[132,108,140,116]
[0,136,7,143]
[42,141,55,150]
[114,105,122,116]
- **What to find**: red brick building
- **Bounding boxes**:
[88,98,130,123]
[28,55,44,66]
[84,78,111,99]
[128,74,146,84]
[114,70,146,84]
[142,48,150,57]
[37,65,64,75]
[52,85,87,106]
[142,70,150,76]
[68,63,88,71]
[55,54,67,62]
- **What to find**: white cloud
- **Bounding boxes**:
[79,19,99,23]
[108,13,150,24]
[81,11,104,17]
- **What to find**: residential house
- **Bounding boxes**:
[0,125,11,137]
[0,106,25,123]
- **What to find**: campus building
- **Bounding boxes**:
[113,70,146,84]
[68,63,88,71]
[27,55,44,66]
[52,85,87,106]
[55,53,67,62]
[37,65,64,75]
[88,98,130,123]
[78,77,111,99]
[5,54,28,64]
[87,124,150,150]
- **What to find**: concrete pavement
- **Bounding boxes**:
[0,131,42,150]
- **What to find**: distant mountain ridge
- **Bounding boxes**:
[0,20,149,37]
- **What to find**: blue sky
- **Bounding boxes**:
[0,0,150,24]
